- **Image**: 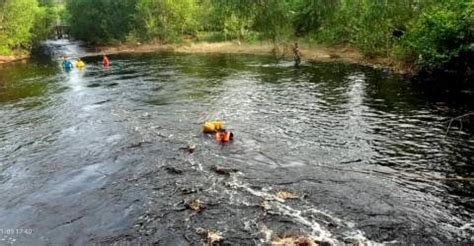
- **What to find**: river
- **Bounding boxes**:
[0,40,473,245]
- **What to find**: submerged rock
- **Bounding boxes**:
[274,191,298,201]
[343,238,364,246]
[177,185,203,194]
[126,141,152,149]
[271,235,320,246]
[260,201,271,211]
[179,144,196,153]
[164,166,183,174]
[185,199,203,212]
[196,228,223,245]
[211,165,238,175]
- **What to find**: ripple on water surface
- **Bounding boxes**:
[0,47,473,245]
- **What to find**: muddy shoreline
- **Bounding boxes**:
[86,41,411,74]
[0,55,29,65]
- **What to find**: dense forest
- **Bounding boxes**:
[0,0,473,75]
[0,0,65,55]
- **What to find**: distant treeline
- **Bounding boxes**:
[1,0,473,74]
[66,0,473,73]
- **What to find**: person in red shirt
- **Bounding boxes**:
[102,55,110,66]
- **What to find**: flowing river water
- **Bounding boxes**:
[0,40,473,245]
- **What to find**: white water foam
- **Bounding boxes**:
[225,176,382,245]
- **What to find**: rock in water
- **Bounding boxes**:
[185,199,203,211]
[274,191,298,200]
[196,228,223,245]
[211,165,238,175]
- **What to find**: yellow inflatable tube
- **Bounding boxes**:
[75,60,85,69]
[202,121,223,133]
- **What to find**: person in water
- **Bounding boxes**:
[102,55,110,66]
[75,58,85,69]
[215,129,233,142]
[62,58,73,72]
[293,42,301,66]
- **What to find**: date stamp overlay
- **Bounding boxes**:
[0,228,34,244]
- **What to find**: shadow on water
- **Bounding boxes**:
[0,41,473,245]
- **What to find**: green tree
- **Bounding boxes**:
[399,0,474,69]
[253,0,294,42]
[66,0,137,43]
[33,2,66,41]
[135,0,200,42]
[0,0,39,55]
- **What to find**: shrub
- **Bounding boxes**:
[399,0,473,69]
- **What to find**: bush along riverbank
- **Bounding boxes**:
[0,0,66,61]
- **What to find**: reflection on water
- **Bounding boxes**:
[0,63,56,103]
[0,44,473,245]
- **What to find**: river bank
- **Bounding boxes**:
[0,55,29,65]
[87,41,410,74]
[0,41,411,74]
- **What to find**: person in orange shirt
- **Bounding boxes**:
[215,129,233,142]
